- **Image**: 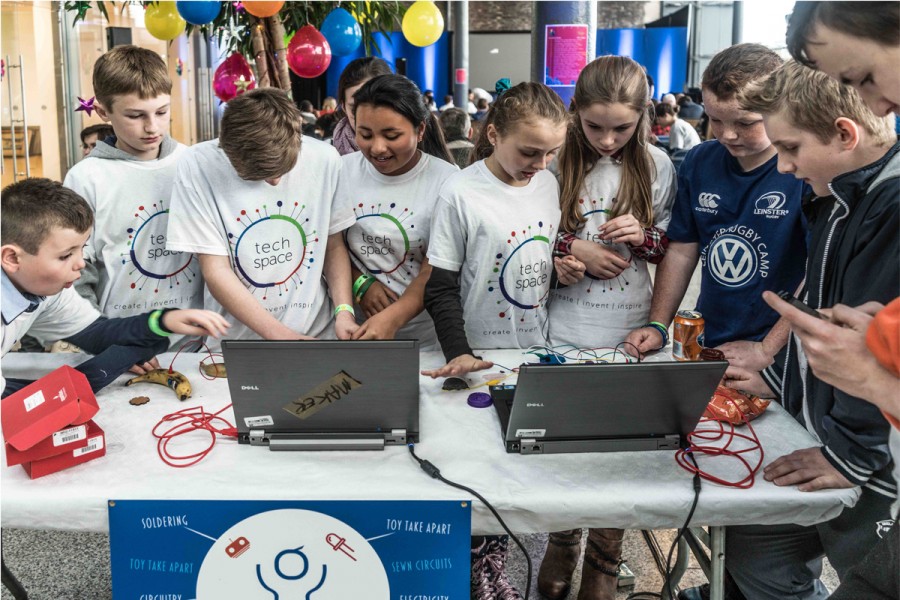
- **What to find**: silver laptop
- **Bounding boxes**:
[222,340,419,451]
[490,361,728,454]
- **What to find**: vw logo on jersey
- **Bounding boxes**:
[708,234,758,287]
[753,191,789,218]
[698,193,720,208]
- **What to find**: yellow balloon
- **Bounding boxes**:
[402,0,444,47]
[145,1,186,41]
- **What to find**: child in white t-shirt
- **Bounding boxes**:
[335,74,458,350]
[653,102,702,151]
[166,89,358,348]
[421,81,569,600]
[64,45,204,367]
[541,55,677,600]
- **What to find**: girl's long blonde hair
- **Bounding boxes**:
[558,56,656,233]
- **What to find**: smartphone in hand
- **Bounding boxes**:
[776,291,824,319]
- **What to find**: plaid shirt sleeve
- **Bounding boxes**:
[630,226,669,264]
[554,231,578,257]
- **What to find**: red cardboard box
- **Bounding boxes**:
[22,420,106,479]
[5,423,90,467]
[1,366,99,451]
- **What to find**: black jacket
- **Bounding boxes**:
[762,141,900,500]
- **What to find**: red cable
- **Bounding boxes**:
[151,403,237,468]
[675,398,765,488]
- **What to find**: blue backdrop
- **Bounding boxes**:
[323,27,687,103]
[596,27,688,100]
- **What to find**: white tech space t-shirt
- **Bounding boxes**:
[64,144,204,348]
[428,160,561,350]
[166,137,353,347]
[549,145,676,348]
[336,151,458,348]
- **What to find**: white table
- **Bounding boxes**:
[1,350,860,598]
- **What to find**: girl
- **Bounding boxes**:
[541,56,676,600]
[335,74,456,348]
[422,81,568,599]
[331,57,393,155]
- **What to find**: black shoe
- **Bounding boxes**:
[677,584,709,600]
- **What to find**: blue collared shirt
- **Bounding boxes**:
[1,269,44,326]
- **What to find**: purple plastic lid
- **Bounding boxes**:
[467,392,493,408]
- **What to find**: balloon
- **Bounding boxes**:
[176,1,221,26]
[242,1,284,18]
[402,0,444,47]
[213,53,256,102]
[145,1,186,41]
[287,25,332,79]
[321,8,362,57]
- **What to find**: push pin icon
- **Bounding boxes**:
[325,533,357,561]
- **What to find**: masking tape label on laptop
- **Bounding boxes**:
[283,370,363,420]
[515,429,546,438]
[245,415,275,428]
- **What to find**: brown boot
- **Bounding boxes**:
[577,528,624,600]
[538,529,583,599]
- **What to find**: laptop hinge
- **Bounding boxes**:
[268,433,386,451]
[249,429,267,446]
[385,429,407,445]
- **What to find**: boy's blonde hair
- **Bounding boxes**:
[740,60,895,146]
[219,88,303,181]
[1,179,94,255]
[92,45,171,111]
[558,55,655,232]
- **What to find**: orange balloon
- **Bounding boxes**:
[242,1,284,18]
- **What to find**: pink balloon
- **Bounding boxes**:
[213,53,256,103]
[287,25,332,79]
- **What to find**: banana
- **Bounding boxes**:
[125,369,192,401]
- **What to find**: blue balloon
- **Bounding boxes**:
[176,1,221,26]
[321,7,362,57]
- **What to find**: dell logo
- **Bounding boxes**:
[526,403,545,407]
[241,385,260,391]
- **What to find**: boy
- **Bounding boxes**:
[720,59,899,600]
[1,179,228,395]
[79,123,114,158]
[166,88,357,348]
[786,1,899,117]
[64,45,203,358]
[625,44,808,362]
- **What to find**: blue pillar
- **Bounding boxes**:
[531,1,596,106]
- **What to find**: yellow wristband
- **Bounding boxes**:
[334,304,355,317]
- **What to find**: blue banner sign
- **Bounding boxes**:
[108,499,471,599]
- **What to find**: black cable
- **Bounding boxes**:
[407,444,532,599]
[662,451,702,599]
[615,340,644,363]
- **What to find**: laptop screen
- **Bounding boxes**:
[222,340,419,442]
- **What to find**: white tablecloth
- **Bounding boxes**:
[0,350,859,535]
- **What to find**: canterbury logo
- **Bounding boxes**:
[698,193,720,208]
[708,235,757,287]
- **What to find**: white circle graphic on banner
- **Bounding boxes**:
[708,234,758,287]
[195,509,389,599]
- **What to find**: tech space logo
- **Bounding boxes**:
[694,192,720,214]
[753,191,790,219]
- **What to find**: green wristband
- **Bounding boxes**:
[352,273,372,298]
[148,309,171,337]
[649,321,668,332]
[355,276,376,302]
[334,304,355,317]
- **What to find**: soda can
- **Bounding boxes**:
[673,310,705,361]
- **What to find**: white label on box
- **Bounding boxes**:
[245,415,274,428]
[56,387,68,402]
[515,429,546,438]
[23,390,45,412]
[52,425,87,447]
[73,435,104,457]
